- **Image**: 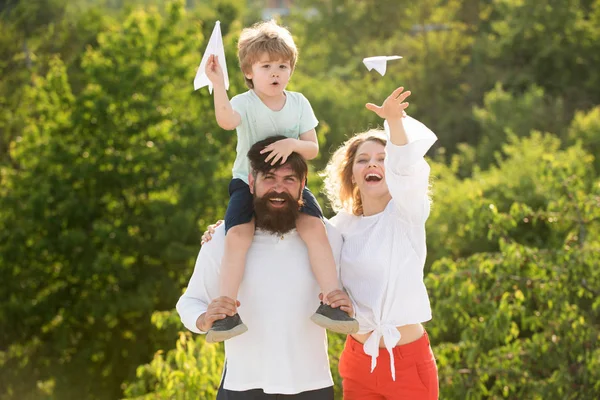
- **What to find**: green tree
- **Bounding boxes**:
[427,137,599,398]
[478,0,600,114]
[287,0,476,166]
[0,0,107,171]
[0,1,246,398]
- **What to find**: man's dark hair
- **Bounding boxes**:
[247,135,308,179]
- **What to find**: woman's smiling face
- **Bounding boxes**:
[352,140,390,200]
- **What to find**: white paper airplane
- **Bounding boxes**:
[363,55,403,76]
[194,21,229,93]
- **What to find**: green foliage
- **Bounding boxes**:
[471,84,568,171]
[481,0,600,111]
[0,1,245,398]
[290,0,477,161]
[123,331,225,400]
[427,193,600,398]
[122,315,348,400]
[426,132,599,398]
[567,106,600,171]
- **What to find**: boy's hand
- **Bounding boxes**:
[366,86,411,121]
[260,138,296,165]
[205,54,226,87]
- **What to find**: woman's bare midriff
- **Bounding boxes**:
[351,323,425,348]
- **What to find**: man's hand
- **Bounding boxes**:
[366,86,411,121]
[260,138,297,165]
[205,54,226,88]
[322,290,355,317]
[196,296,240,332]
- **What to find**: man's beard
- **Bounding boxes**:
[253,190,302,235]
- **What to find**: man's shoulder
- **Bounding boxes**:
[323,219,340,234]
[327,211,353,229]
[323,219,343,249]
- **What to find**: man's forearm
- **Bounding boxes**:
[176,293,209,334]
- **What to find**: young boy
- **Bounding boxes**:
[204,20,358,342]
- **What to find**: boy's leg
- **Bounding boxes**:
[296,215,357,334]
[297,187,358,334]
[295,214,339,300]
[220,221,254,300]
[207,179,253,343]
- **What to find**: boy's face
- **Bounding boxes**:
[245,52,292,97]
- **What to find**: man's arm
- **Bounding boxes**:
[176,243,222,333]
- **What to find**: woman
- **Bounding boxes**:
[323,86,438,399]
[202,86,439,399]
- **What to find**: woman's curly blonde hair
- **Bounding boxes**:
[322,130,387,216]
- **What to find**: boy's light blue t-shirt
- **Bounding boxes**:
[230,89,318,184]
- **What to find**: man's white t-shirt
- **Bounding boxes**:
[176,223,342,394]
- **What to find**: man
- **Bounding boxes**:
[176,136,353,399]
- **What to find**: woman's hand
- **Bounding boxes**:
[201,220,224,245]
[366,86,411,121]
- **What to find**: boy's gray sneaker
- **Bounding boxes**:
[206,313,248,343]
[310,303,359,334]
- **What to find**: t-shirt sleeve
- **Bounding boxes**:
[230,94,247,128]
[298,94,319,134]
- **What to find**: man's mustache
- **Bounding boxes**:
[253,189,302,235]
[262,191,297,203]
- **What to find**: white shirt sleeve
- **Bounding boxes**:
[176,238,222,334]
[384,116,437,225]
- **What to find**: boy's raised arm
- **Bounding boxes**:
[206,54,241,130]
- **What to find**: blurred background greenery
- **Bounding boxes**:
[0,0,598,399]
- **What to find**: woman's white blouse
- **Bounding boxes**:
[330,116,437,380]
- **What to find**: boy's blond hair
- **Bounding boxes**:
[237,20,298,89]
